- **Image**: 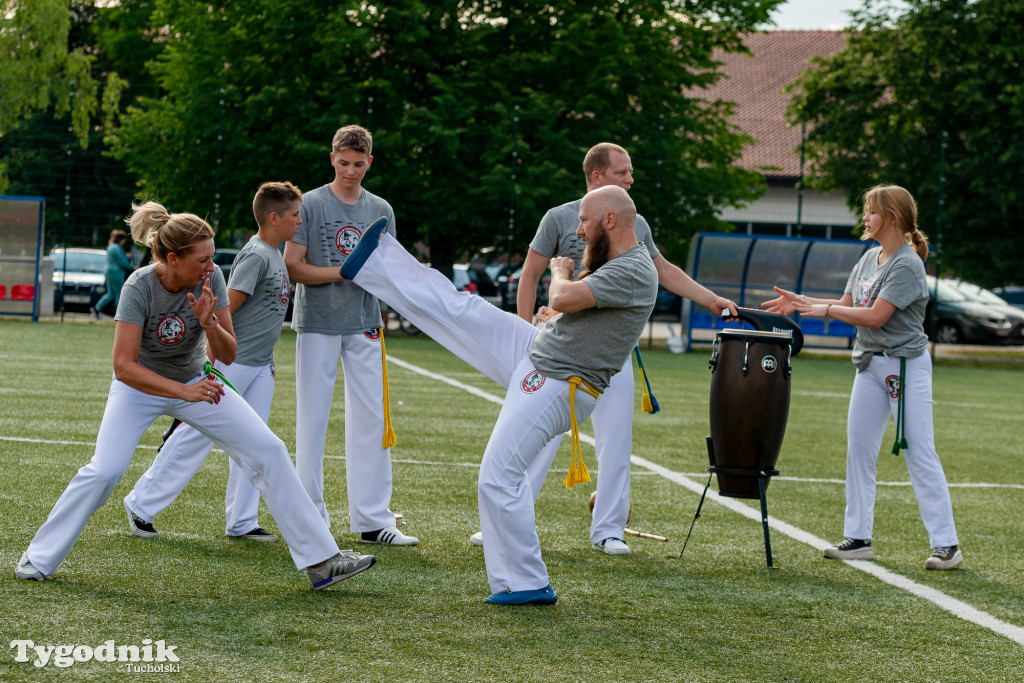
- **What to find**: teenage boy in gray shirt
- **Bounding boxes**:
[284,125,417,546]
[123,182,304,541]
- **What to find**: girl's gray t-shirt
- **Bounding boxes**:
[116,265,230,382]
[529,244,658,392]
[291,184,397,336]
[845,242,929,370]
[227,236,290,367]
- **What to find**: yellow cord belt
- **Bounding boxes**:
[563,376,600,490]
[380,329,397,449]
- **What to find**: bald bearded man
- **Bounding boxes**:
[339,186,659,605]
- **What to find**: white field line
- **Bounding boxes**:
[4,356,1023,645]
[5,436,1020,491]
[392,354,1024,647]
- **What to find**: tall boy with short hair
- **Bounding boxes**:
[123,182,304,541]
[283,125,417,546]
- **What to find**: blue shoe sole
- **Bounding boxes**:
[339,216,389,280]
[485,584,558,605]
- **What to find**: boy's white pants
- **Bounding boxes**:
[124,360,274,536]
[295,330,397,533]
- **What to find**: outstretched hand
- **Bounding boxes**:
[762,286,800,315]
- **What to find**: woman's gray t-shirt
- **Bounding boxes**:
[115,265,230,382]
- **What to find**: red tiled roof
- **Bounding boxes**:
[695,31,847,178]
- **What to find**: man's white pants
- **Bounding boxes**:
[295,330,396,533]
[124,360,273,536]
[524,360,634,544]
[353,234,598,593]
[844,352,958,548]
[25,376,340,575]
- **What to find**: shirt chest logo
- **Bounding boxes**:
[157,315,187,344]
[855,281,873,308]
[335,226,362,256]
[278,274,290,304]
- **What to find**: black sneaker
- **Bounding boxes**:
[823,537,873,560]
[123,498,159,538]
[232,527,278,542]
[924,545,963,570]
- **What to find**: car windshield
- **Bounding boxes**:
[49,252,106,274]
[927,277,967,303]
[953,282,1006,305]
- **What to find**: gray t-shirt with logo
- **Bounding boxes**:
[227,236,290,367]
[291,184,397,335]
[529,244,658,392]
[530,198,661,268]
[845,242,930,371]
[116,265,230,382]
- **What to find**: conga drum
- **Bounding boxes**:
[708,329,793,499]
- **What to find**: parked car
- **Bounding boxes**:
[502,267,551,313]
[213,248,240,282]
[925,276,1024,345]
[466,247,519,309]
[993,285,1024,311]
[46,248,108,313]
[453,263,504,308]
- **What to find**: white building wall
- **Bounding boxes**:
[718,185,859,229]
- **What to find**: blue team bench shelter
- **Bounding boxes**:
[681,232,871,352]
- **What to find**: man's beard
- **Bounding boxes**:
[580,227,610,277]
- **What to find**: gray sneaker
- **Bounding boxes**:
[823,538,873,560]
[925,545,963,570]
[307,550,376,590]
[15,552,48,581]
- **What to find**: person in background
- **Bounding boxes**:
[92,229,134,318]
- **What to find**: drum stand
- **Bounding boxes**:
[675,437,780,569]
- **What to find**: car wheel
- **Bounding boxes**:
[936,322,961,344]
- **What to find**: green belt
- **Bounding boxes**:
[203,360,238,394]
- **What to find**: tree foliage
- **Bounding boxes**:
[0,1,105,191]
[788,0,1024,287]
[0,0,133,242]
[105,0,781,271]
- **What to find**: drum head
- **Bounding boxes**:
[716,329,794,344]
